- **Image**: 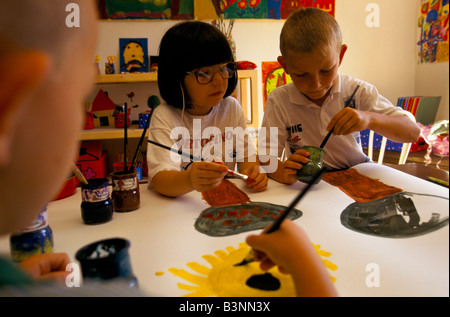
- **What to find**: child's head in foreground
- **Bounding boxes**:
[0,0,98,235]
[278,8,347,104]
[157,21,238,110]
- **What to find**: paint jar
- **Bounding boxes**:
[10,205,53,262]
[81,178,113,225]
[111,170,140,212]
[296,146,325,184]
[75,238,138,288]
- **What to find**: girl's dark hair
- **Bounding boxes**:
[157,21,237,109]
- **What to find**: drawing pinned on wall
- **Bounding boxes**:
[196,179,302,236]
[417,0,449,63]
[262,61,292,110]
[98,0,194,20]
[165,242,337,297]
[119,38,149,73]
[323,168,449,237]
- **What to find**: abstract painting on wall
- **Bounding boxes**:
[417,0,449,63]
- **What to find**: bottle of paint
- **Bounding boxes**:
[80,178,113,224]
[75,238,138,288]
[10,205,54,262]
[110,170,140,212]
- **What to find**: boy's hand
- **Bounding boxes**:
[327,108,370,136]
[279,149,310,184]
[188,161,228,192]
[242,165,268,192]
[18,253,71,284]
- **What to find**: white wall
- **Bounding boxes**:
[95,0,448,125]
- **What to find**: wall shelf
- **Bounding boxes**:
[80,69,259,141]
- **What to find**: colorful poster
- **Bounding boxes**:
[213,0,335,19]
[417,0,449,63]
[262,61,292,109]
[98,0,193,20]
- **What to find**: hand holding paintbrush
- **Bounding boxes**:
[234,167,326,266]
[319,85,360,149]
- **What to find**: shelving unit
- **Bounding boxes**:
[80,69,259,141]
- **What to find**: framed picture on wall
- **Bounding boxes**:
[119,38,149,73]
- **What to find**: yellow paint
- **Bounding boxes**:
[155,272,165,276]
[167,242,337,297]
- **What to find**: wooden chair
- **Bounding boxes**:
[367,130,411,165]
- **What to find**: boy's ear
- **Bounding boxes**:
[0,51,51,166]
[277,56,289,74]
[339,44,348,66]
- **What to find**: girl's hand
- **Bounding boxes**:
[242,165,268,192]
[188,161,228,192]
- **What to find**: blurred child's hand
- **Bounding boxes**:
[327,107,370,136]
[279,149,310,184]
[246,219,307,274]
[18,253,71,284]
[242,165,268,192]
[188,161,228,192]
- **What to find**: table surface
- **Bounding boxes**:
[1,163,448,297]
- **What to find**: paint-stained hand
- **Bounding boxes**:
[327,108,370,136]
[18,253,71,284]
[188,161,228,192]
[242,165,268,192]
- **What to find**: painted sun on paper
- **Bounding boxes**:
[163,242,337,297]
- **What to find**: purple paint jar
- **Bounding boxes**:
[81,178,113,224]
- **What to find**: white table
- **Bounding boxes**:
[1,163,448,297]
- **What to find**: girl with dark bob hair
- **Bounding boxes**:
[157,21,238,109]
[147,21,267,197]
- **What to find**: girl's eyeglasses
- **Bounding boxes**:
[186,62,236,85]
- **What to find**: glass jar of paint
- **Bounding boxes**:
[111,170,140,212]
[297,145,325,184]
[81,178,113,224]
[75,238,138,288]
[10,205,53,262]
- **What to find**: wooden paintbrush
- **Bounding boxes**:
[131,95,160,172]
[124,103,128,173]
[319,85,360,149]
[147,139,253,182]
[72,163,88,185]
[234,167,326,266]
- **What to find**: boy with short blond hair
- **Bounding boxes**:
[260,8,420,185]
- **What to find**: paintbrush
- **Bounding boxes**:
[319,85,360,149]
[124,102,129,173]
[234,167,326,266]
[131,95,160,171]
[147,139,253,182]
[72,163,88,185]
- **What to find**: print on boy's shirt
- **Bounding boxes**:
[286,123,303,144]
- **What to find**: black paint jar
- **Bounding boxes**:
[81,178,113,224]
[75,238,138,288]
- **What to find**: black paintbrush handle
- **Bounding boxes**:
[131,116,151,171]
[319,85,360,149]
[147,139,202,162]
[265,167,326,234]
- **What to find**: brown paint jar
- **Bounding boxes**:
[111,171,140,212]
